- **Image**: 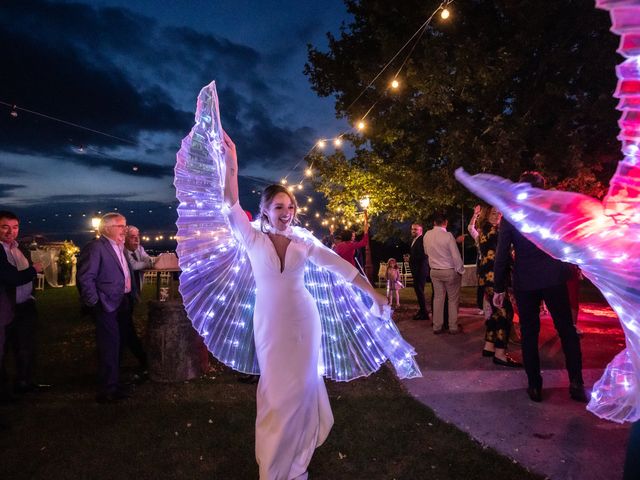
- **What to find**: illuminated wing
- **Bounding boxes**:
[455,168,640,422]
[174,81,260,375]
[295,229,421,381]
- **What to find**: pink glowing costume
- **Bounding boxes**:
[456,0,640,423]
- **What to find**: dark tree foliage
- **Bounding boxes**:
[305,0,620,235]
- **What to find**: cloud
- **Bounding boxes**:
[0,183,26,196]
[1,0,332,193]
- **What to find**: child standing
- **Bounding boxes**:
[386,258,402,307]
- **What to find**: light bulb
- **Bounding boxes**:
[441,8,450,19]
[317,139,326,148]
[357,121,366,130]
[305,168,313,176]
[334,137,342,147]
[391,79,399,89]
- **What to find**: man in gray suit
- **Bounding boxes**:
[77,212,137,403]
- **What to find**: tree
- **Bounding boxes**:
[305,0,620,236]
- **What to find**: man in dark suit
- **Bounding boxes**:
[493,172,586,403]
[77,212,137,403]
[409,223,430,320]
[0,210,43,405]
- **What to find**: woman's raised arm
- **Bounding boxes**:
[223,130,239,207]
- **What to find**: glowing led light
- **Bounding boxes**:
[297,184,303,190]
[334,137,342,147]
[305,168,313,176]
[281,178,287,185]
[440,8,450,19]
[317,139,326,148]
[516,192,528,201]
[357,121,366,130]
[390,79,399,89]
[174,81,422,384]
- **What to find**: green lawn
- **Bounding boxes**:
[0,285,544,479]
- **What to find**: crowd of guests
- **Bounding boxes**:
[0,209,153,417]
[407,171,588,403]
[0,170,592,417]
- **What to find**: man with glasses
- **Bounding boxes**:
[77,212,137,403]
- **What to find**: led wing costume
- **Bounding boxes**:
[455,0,640,424]
[174,81,421,382]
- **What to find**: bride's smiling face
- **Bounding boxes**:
[265,192,296,231]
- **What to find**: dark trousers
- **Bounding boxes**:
[514,284,583,389]
[624,420,640,480]
[6,299,38,386]
[95,294,132,395]
[412,269,428,315]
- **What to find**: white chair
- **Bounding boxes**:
[402,262,413,286]
[377,262,387,288]
[35,273,45,291]
[143,271,156,285]
[159,271,171,286]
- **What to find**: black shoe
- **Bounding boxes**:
[482,349,495,357]
[412,312,428,320]
[569,383,589,403]
[527,386,543,402]
[493,354,523,368]
[433,329,445,335]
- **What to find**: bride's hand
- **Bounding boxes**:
[222,130,237,172]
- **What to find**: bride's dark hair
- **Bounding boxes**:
[259,184,300,233]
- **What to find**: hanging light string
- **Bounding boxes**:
[0,100,138,146]
[281,0,454,192]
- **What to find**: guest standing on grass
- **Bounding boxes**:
[0,210,43,404]
[77,213,138,404]
[409,223,430,320]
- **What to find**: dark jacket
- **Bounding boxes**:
[0,246,37,326]
[494,219,570,292]
[409,234,430,281]
[77,236,136,313]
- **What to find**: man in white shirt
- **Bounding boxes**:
[124,225,153,292]
[423,212,465,334]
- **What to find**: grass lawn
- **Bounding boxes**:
[0,284,545,479]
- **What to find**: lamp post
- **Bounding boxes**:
[91,217,101,238]
[359,196,373,282]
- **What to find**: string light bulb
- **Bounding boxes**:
[297,184,303,190]
[391,79,400,89]
[334,137,342,147]
[440,8,450,19]
[305,168,313,177]
[281,178,288,185]
[317,139,326,148]
[357,121,366,131]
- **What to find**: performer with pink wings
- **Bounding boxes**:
[456,0,640,424]
[174,82,420,479]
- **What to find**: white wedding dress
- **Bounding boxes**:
[226,202,358,480]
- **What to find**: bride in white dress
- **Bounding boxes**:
[221,131,388,480]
